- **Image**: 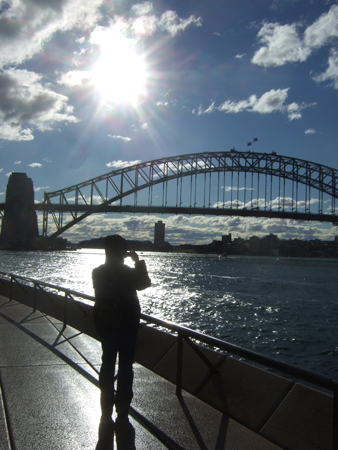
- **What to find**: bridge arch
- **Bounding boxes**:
[41,151,338,239]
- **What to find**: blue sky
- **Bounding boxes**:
[1,0,338,244]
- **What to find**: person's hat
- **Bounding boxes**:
[104,235,127,254]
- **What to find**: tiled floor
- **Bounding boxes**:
[0,296,282,450]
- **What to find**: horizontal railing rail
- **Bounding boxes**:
[0,271,94,302]
[0,270,337,449]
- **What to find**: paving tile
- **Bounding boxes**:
[1,365,101,450]
[53,323,102,366]
[0,388,10,450]
[0,322,91,367]
[0,297,61,324]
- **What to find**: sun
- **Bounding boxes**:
[90,28,147,106]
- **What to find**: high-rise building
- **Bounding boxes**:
[222,234,232,244]
[266,233,279,248]
[154,220,165,247]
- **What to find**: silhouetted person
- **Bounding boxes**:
[93,235,151,449]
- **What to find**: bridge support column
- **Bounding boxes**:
[0,173,39,250]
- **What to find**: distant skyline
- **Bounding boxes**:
[1,0,338,244]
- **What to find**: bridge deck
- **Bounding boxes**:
[0,296,282,450]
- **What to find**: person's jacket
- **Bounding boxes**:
[92,260,151,333]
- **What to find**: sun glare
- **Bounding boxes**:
[91,29,147,106]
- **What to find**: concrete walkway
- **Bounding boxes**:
[0,295,283,449]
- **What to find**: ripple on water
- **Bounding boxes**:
[1,251,337,378]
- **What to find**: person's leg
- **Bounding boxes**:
[99,332,118,418]
[115,332,137,418]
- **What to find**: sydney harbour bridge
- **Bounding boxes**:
[1,150,338,242]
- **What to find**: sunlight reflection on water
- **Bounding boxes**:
[0,250,337,377]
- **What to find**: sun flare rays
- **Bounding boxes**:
[90,27,147,106]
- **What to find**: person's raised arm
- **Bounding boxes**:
[128,250,151,290]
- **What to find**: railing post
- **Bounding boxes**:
[33,284,37,312]
[333,390,338,450]
[64,292,68,328]
[9,276,13,301]
[176,334,183,397]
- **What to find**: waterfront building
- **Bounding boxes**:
[249,236,260,254]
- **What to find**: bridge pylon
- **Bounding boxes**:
[0,173,39,249]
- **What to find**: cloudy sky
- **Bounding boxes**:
[1,0,338,244]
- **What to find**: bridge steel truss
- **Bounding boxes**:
[41,151,338,239]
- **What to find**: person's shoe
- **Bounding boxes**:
[96,417,114,450]
[115,416,136,450]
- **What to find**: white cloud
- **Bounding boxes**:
[159,11,202,36]
[55,212,338,244]
[217,97,256,114]
[14,161,22,164]
[223,186,254,192]
[0,69,78,141]
[252,23,309,67]
[305,128,317,134]
[131,2,153,16]
[252,89,289,113]
[304,5,338,49]
[76,36,86,44]
[0,123,34,141]
[96,5,202,39]
[0,0,103,68]
[106,160,142,169]
[57,70,92,87]
[66,194,102,205]
[199,102,216,115]
[107,135,132,142]
[235,53,246,59]
[197,88,315,120]
[132,121,149,132]
[252,5,338,68]
[129,14,158,37]
[286,102,302,120]
[28,163,43,168]
[35,186,50,192]
[313,49,338,90]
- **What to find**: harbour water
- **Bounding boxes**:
[0,249,337,379]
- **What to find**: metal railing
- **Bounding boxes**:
[1,270,337,449]
[0,270,93,328]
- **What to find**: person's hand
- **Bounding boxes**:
[129,250,139,263]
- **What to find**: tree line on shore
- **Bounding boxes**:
[77,236,338,258]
